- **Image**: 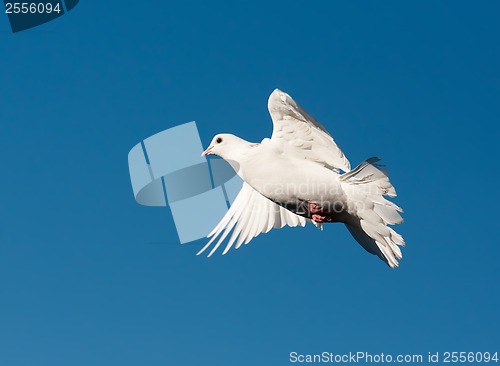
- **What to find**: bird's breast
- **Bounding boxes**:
[240,152,346,206]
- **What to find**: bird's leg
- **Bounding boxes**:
[309,203,332,223]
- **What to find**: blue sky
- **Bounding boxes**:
[0,1,499,365]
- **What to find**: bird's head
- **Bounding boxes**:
[201,133,250,160]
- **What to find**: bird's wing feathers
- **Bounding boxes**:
[197,182,307,257]
[268,89,351,173]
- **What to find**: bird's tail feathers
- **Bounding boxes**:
[341,157,405,267]
[341,157,397,197]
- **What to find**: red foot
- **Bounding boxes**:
[309,203,324,214]
[310,203,332,223]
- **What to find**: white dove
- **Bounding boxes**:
[200,89,404,267]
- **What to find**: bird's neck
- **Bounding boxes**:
[223,140,259,177]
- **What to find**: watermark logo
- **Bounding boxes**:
[3,0,79,33]
[128,122,242,243]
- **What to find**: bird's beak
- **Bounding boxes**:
[201,146,213,157]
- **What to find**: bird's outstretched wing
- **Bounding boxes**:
[268,89,351,173]
[197,182,307,257]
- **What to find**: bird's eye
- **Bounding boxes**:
[216,137,223,144]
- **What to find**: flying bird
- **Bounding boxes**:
[200,89,404,267]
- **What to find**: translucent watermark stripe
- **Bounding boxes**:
[128,122,241,243]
